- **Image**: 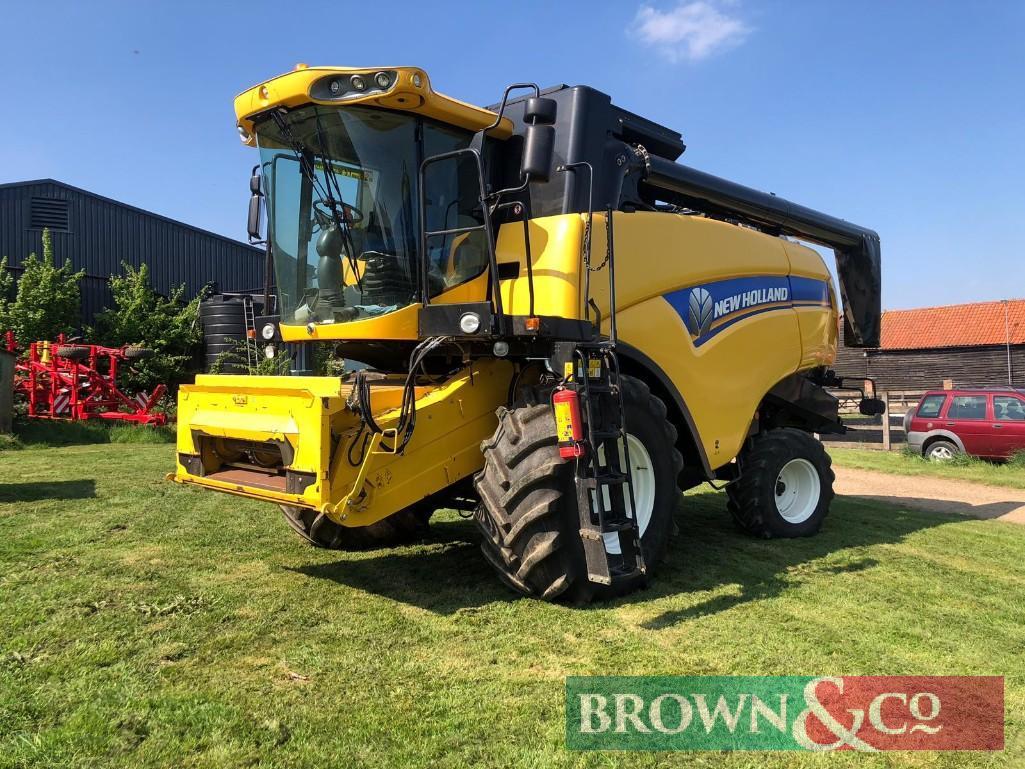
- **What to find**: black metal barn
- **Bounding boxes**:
[0,179,262,324]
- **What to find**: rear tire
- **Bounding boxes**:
[925,439,959,462]
[123,346,155,360]
[280,503,433,550]
[473,376,682,603]
[727,428,834,539]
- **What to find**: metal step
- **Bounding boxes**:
[579,528,645,585]
[600,518,638,533]
[580,472,628,489]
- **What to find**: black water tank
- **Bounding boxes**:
[200,295,247,372]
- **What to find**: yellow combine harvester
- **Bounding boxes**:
[173,65,883,602]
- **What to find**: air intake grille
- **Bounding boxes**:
[29,197,70,232]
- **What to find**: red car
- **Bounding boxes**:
[904,387,1025,461]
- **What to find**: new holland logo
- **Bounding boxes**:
[686,287,714,338]
[667,275,814,347]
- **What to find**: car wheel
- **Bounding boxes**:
[926,439,959,462]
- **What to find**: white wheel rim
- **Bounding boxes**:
[594,434,656,555]
[929,444,954,461]
[774,458,820,524]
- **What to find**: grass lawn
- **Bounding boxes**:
[2,439,1023,767]
[830,447,1025,490]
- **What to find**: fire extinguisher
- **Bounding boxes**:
[552,386,585,459]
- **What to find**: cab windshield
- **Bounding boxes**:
[255,104,487,326]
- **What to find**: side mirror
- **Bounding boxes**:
[859,397,886,416]
[522,124,555,182]
[247,166,264,243]
[521,97,556,183]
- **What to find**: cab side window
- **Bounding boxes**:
[994,396,1025,421]
[917,394,947,419]
[947,395,987,420]
[422,123,489,297]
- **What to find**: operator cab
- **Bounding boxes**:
[254,105,491,328]
[241,68,562,350]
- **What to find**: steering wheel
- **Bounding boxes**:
[314,198,364,226]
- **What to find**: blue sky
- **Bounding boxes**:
[1,0,1022,310]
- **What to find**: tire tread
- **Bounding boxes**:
[726,428,834,538]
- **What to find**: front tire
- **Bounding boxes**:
[727,428,834,539]
[473,376,682,603]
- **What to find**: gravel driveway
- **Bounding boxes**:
[834,467,1025,524]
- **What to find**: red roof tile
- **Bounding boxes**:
[880,299,1025,350]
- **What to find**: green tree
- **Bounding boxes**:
[91,262,204,392]
[6,229,84,344]
[0,256,14,335]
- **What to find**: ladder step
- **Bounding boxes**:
[579,529,612,584]
[610,566,645,581]
[579,473,628,490]
[600,519,638,533]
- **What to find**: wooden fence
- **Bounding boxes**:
[819,389,926,451]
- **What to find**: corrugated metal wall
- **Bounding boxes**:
[0,180,263,324]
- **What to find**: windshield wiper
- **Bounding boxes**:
[270,108,363,291]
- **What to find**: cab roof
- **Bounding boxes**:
[234,65,512,146]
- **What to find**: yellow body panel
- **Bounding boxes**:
[279,301,422,342]
[174,361,512,526]
[234,66,511,144]
[496,214,587,320]
[782,240,840,369]
[582,212,835,468]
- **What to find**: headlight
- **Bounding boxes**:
[264,344,276,359]
[260,322,276,340]
[313,71,398,100]
[459,312,481,334]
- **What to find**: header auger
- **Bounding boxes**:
[173,65,882,601]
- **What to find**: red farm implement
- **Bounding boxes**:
[5,333,167,426]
